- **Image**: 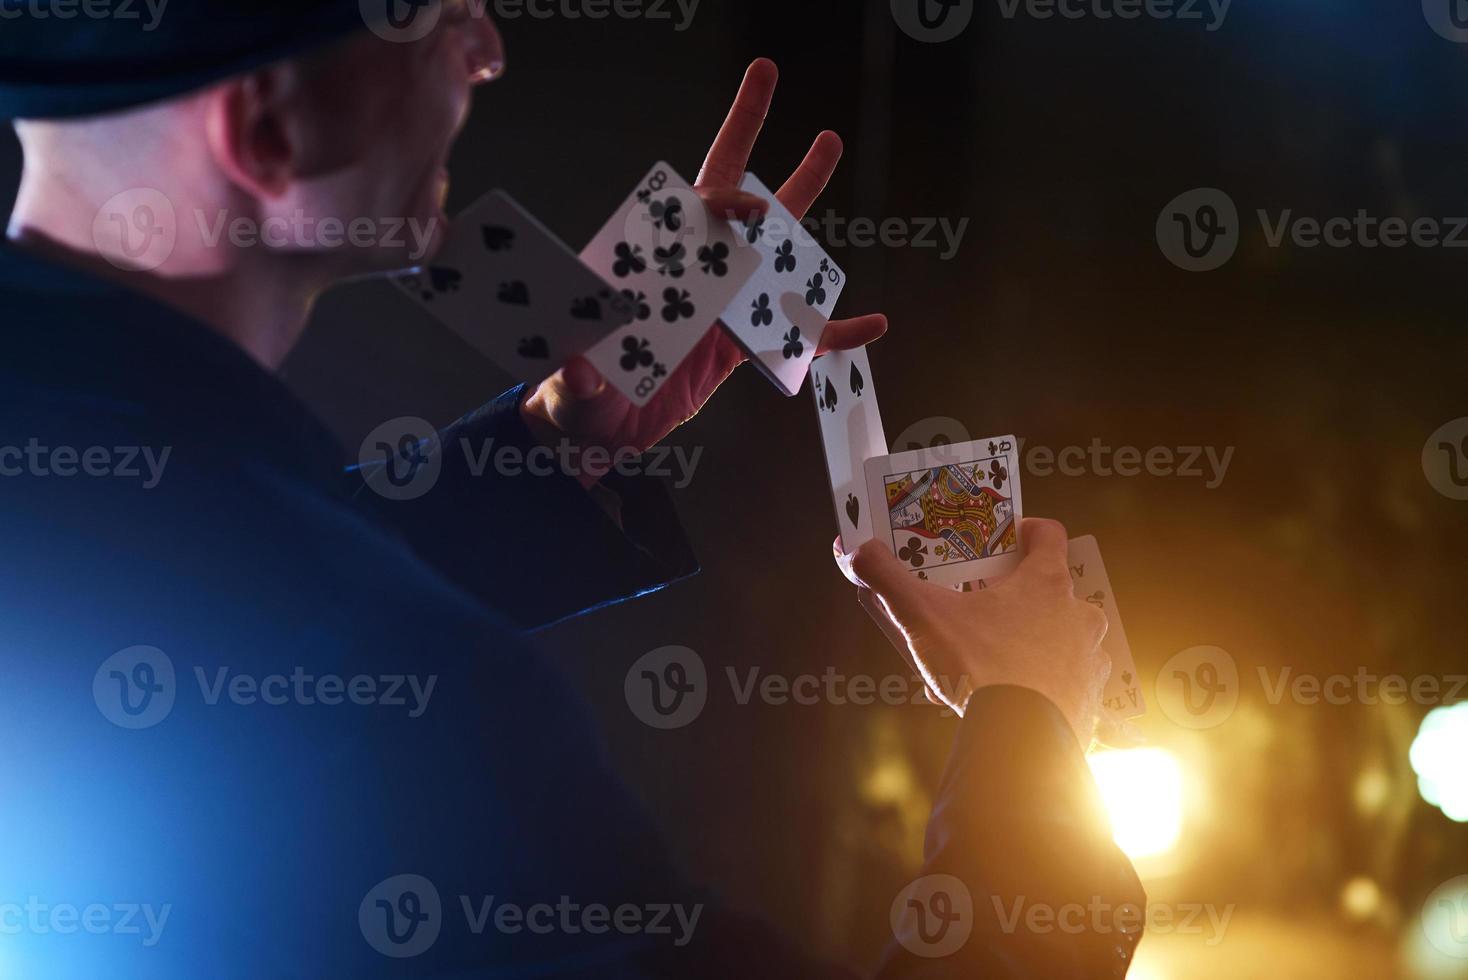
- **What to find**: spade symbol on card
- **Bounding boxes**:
[498,281,530,306]
[517,336,550,360]
[849,364,865,398]
[428,266,462,297]
[845,493,861,529]
[821,375,838,414]
[482,225,515,252]
[1122,671,1133,687]
[570,296,603,320]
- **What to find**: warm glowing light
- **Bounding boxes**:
[1410,703,1468,823]
[1088,747,1185,860]
[1342,876,1382,921]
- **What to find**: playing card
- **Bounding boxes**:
[1066,535,1146,719]
[580,162,760,407]
[863,436,1023,587]
[719,173,845,396]
[813,345,887,555]
[391,190,633,385]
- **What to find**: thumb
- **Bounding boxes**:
[848,541,932,627]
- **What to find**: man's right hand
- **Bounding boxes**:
[838,518,1112,746]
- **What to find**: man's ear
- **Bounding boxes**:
[204,70,294,200]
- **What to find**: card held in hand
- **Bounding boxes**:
[1067,535,1146,719]
[580,162,760,407]
[719,173,846,396]
[813,345,887,555]
[390,190,633,385]
[863,436,1024,587]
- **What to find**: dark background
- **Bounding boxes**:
[8,0,1467,973]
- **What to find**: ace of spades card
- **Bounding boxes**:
[812,345,887,555]
[719,173,846,396]
[390,190,634,385]
[1067,535,1146,719]
[580,162,760,407]
[863,436,1024,588]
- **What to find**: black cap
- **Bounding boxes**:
[0,0,404,120]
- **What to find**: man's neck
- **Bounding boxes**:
[7,172,322,371]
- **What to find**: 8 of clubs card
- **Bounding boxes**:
[580,162,759,407]
[863,436,1024,587]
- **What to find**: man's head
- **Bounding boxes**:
[9,1,503,281]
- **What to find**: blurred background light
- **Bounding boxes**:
[1411,703,1468,823]
[1088,747,1185,861]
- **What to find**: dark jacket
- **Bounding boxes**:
[0,246,1143,978]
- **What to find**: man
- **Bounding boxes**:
[0,3,1143,977]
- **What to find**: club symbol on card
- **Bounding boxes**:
[744,216,766,245]
[845,493,861,529]
[782,328,804,360]
[647,196,683,232]
[899,537,929,568]
[613,242,646,278]
[425,266,462,299]
[517,336,550,360]
[988,460,1007,490]
[661,288,695,323]
[654,244,687,278]
[698,243,730,276]
[849,363,866,397]
[497,281,530,306]
[773,240,796,274]
[751,294,774,327]
[805,273,828,307]
[481,225,515,251]
[987,440,998,455]
[819,374,838,413]
[570,295,603,320]
[619,336,655,372]
[621,289,652,321]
